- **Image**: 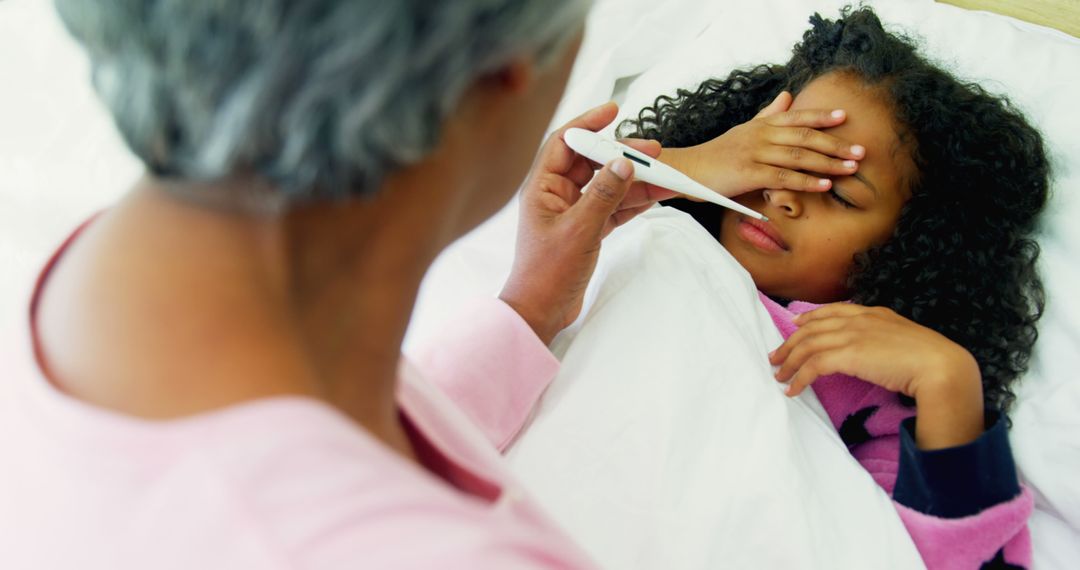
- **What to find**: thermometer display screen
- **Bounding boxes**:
[622,151,651,167]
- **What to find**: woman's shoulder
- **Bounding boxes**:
[0,349,525,567]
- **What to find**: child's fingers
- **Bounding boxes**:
[767,107,847,129]
[618,137,663,158]
[758,145,859,177]
[753,165,833,193]
[784,349,848,397]
[766,125,865,160]
[769,317,851,365]
[793,303,884,325]
[773,330,854,382]
[753,91,793,119]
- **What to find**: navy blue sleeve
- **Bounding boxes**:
[892,410,1021,518]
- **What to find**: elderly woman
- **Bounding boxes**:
[1,0,653,567]
[0,1,864,567]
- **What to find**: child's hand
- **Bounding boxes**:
[660,91,866,198]
[769,303,986,449]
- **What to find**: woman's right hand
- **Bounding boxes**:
[500,102,676,345]
[660,91,867,198]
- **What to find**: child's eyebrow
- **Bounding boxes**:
[852,171,879,196]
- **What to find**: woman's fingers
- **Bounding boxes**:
[535,174,583,210]
[617,181,677,210]
[567,137,662,187]
[542,101,620,175]
[759,145,859,177]
[607,201,656,236]
[568,157,636,235]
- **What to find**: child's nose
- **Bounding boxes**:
[763,189,803,218]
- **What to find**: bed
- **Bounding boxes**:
[0,0,1077,567]
[405,0,1080,567]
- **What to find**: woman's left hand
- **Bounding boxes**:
[500,102,677,345]
[769,303,985,449]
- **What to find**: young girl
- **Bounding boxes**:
[620,7,1048,569]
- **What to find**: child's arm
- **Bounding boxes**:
[762,298,1033,568]
[890,411,1033,569]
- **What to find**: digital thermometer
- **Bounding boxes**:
[564,128,768,222]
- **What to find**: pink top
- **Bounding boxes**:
[760,294,1033,569]
[0,225,595,569]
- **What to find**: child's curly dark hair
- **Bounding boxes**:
[618,6,1049,413]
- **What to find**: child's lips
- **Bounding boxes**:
[736,217,789,252]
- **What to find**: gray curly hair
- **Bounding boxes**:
[55,0,588,201]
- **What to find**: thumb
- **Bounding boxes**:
[571,157,635,232]
[754,90,792,119]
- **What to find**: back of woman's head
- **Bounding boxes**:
[55,0,588,200]
[621,6,1050,412]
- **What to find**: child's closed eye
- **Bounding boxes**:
[828,188,856,209]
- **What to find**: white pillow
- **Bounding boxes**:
[505,206,923,569]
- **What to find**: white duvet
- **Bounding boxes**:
[504,207,923,569]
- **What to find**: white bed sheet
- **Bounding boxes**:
[406,0,1080,567]
[504,206,923,569]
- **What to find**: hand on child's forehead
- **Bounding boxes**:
[790,72,913,201]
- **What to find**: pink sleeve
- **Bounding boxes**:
[410,298,559,452]
[895,488,1033,569]
[761,293,1034,568]
[851,434,1034,569]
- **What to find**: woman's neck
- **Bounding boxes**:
[35,171,456,458]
